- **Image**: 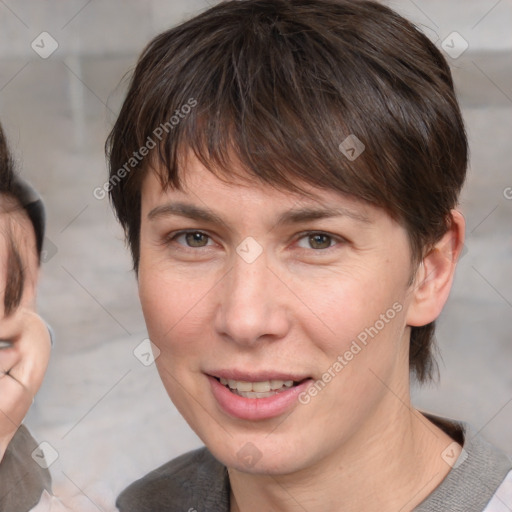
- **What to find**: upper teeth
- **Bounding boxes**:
[220,378,294,392]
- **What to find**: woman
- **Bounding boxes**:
[106,1,512,510]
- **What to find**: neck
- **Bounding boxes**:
[228,391,460,512]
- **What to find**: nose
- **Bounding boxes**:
[214,248,290,347]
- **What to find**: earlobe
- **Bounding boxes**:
[406,210,465,327]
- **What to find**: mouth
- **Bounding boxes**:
[207,372,314,420]
[212,376,309,399]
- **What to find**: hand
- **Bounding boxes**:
[0,308,51,462]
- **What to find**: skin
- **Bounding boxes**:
[138,151,465,512]
[0,204,51,462]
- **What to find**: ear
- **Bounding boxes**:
[406,210,465,327]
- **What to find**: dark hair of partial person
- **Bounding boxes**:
[1,122,46,315]
[105,0,468,383]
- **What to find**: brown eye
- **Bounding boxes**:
[184,232,210,247]
[310,234,332,249]
[297,232,335,250]
[163,230,216,252]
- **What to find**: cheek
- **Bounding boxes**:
[138,265,213,421]
[137,262,213,354]
[293,267,410,402]
[138,267,177,344]
[297,266,404,349]
[0,269,5,319]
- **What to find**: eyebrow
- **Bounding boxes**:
[147,201,371,227]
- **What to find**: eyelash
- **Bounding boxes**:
[162,230,345,253]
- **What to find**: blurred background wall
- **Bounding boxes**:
[0,0,511,507]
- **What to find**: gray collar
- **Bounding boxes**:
[116,414,512,512]
[414,412,512,511]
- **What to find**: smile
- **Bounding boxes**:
[207,373,313,420]
[218,377,301,398]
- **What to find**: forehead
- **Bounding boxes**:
[141,152,377,223]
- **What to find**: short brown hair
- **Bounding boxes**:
[1,123,26,315]
[1,124,46,263]
[106,0,468,382]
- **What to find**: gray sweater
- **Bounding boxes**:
[0,425,52,512]
[117,413,512,512]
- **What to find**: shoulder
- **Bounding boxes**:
[116,446,230,512]
[0,425,52,512]
[416,412,512,511]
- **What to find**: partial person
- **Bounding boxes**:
[0,121,53,511]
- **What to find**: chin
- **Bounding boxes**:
[203,431,316,476]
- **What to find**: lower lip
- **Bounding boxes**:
[207,375,312,421]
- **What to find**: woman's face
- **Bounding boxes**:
[138,153,419,475]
